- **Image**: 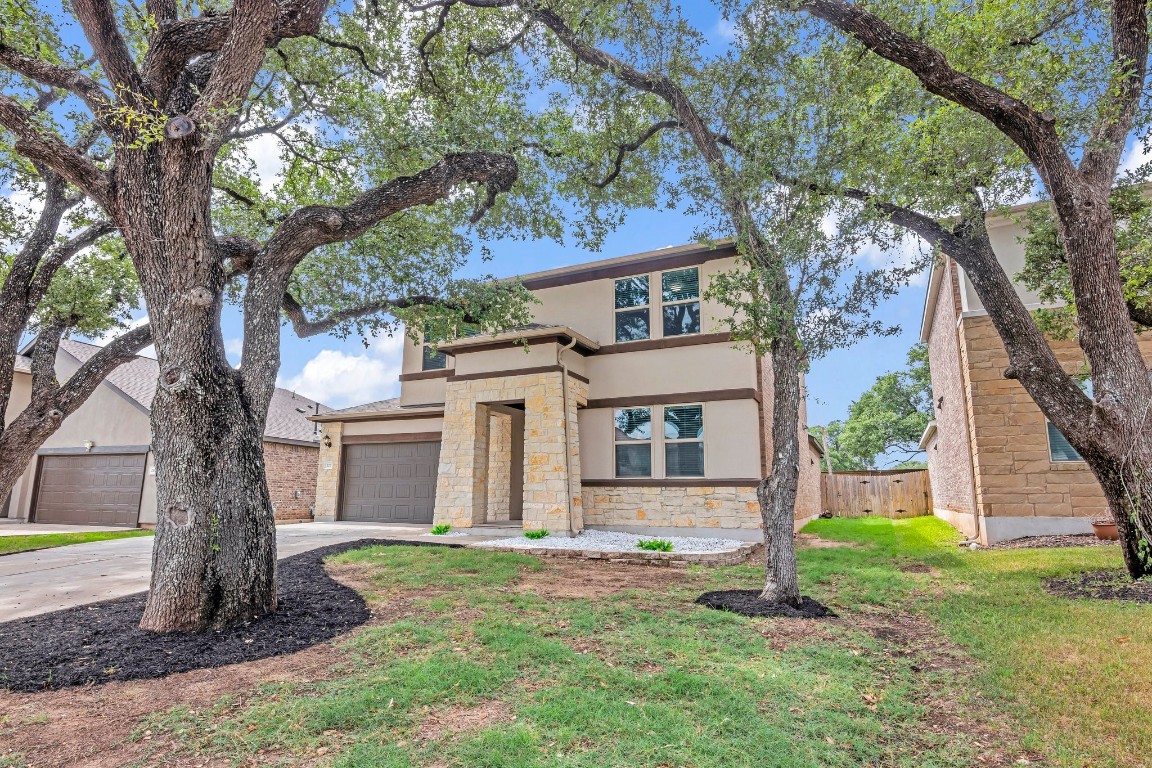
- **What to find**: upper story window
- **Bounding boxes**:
[664,404,704,476]
[422,344,447,371]
[614,275,650,342]
[421,323,482,371]
[613,407,653,477]
[661,267,701,336]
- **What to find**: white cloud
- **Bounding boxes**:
[1118,136,1151,179]
[714,17,737,40]
[224,337,244,365]
[244,132,287,193]
[278,331,407,408]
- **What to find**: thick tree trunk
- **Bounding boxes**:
[139,373,277,631]
[758,336,803,606]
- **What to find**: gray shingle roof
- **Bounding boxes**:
[57,339,331,444]
[321,397,403,416]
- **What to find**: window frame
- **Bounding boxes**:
[613,406,654,478]
[659,266,702,338]
[613,274,652,343]
[662,402,706,477]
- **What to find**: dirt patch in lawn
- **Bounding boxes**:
[0,538,455,692]
[516,558,689,599]
[1045,569,1152,604]
[993,534,1117,549]
[414,699,513,742]
[695,589,836,618]
[796,533,856,549]
[847,608,1044,766]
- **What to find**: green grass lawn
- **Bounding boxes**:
[131,518,1148,768]
[0,529,152,555]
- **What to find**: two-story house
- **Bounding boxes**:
[919,201,1152,544]
[310,242,824,539]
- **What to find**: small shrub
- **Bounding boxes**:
[430,524,452,535]
[637,539,674,552]
[524,529,550,540]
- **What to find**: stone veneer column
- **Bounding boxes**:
[313,422,344,522]
[486,410,513,521]
[433,380,484,528]
[522,371,583,534]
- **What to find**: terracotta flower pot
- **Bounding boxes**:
[1091,521,1119,541]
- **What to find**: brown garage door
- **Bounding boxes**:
[33,453,146,526]
[340,442,440,523]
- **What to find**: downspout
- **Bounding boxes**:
[557,337,579,536]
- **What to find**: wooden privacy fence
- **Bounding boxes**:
[820,469,932,519]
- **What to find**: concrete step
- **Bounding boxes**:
[465,523,526,538]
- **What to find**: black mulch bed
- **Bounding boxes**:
[1044,570,1152,604]
[992,534,1117,550]
[695,589,836,619]
[0,538,456,693]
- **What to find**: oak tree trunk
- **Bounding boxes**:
[758,335,803,606]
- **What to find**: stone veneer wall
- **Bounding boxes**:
[313,422,343,522]
[582,485,762,531]
[959,313,1152,536]
[264,441,320,521]
[434,370,586,532]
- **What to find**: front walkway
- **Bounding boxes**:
[0,522,434,622]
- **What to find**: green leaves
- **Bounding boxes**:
[818,344,933,470]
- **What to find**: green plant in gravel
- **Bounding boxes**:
[524,529,550,540]
[430,524,452,535]
[636,539,674,552]
[138,536,1035,768]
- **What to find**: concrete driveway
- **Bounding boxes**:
[0,522,432,622]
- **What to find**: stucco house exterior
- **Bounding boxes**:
[310,242,824,540]
[1,339,329,527]
[919,202,1152,544]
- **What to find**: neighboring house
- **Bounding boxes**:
[311,242,824,540]
[1,339,330,527]
[919,201,1152,544]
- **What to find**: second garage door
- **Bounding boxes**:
[33,453,146,526]
[340,441,440,523]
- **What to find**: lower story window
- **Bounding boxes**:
[614,407,652,477]
[664,404,704,476]
[1047,422,1083,462]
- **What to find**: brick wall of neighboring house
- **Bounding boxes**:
[264,441,320,521]
[958,314,1152,533]
[925,260,978,528]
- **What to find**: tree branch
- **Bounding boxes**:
[797,0,1077,189]
[71,0,147,97]
[264,150,518,269]
[144,0,327,99]
[0,44,110,122]
[1078,0,1149,185]
[282,291,445,338]
[0,95,113,207]
[26,221,118,308]
[594,119,680,188]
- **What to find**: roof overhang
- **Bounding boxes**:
[919,257,948,344]
[310,406,445,424]
[808,433,825,456]
[438,326,599,356]
[918,420,938,450]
